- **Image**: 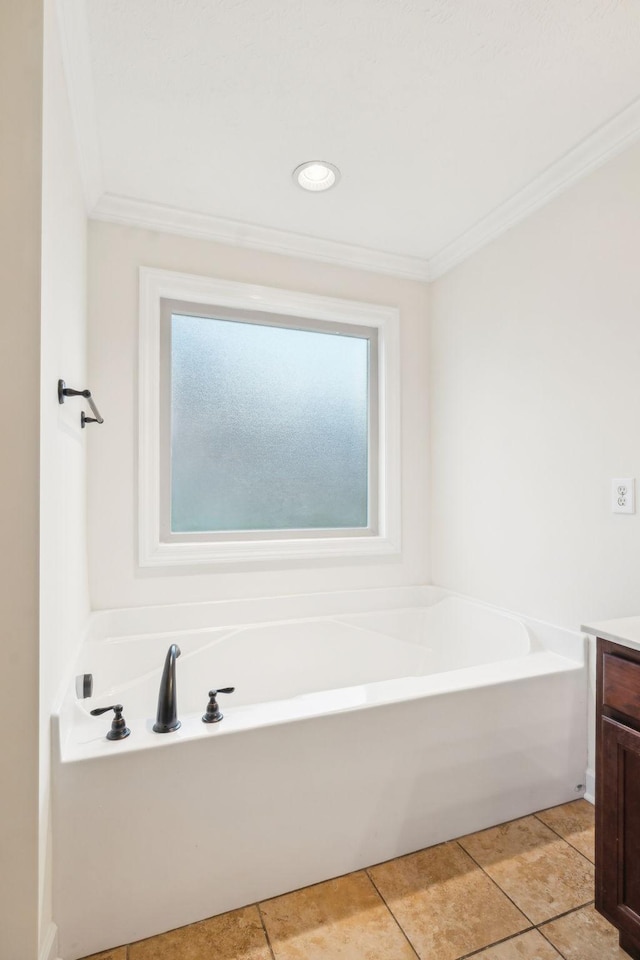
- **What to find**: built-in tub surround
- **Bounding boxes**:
[53,587,587,960]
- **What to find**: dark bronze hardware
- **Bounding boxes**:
[202,688,235,723]
[58,379,104,427]
[90,704,130,740]
[153,644,181,733]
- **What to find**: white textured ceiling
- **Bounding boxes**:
[83,0,640,264]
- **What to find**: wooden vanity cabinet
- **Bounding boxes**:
[596,638,640,959]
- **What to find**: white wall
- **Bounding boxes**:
[87,224,429,609]
[430,140,640,628]
[0,1,43,958]
[429,138,640,791]
[40,0,90,952]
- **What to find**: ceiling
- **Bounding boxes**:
[66,0,640,277]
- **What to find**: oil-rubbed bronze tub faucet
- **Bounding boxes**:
[153,643,181,733]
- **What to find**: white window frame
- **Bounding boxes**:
[139,267,401,566]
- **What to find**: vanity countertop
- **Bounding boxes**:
[582,616,640,652]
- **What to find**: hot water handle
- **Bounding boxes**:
[90,704,131,740]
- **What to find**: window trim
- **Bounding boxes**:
[139,267,401,566]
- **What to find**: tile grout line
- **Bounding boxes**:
[528,810,597,950]
[532,812,596,867]
[453,839,538,928]
[255,901,278,960]
[455,812,595,923]
[441,896,597,960]
[454,928,538,960]
[537,898,596,927]
[535,898,597,960]
[536,922,572,960]
[364,868,421,960]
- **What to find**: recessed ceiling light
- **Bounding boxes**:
[293,161,340,192]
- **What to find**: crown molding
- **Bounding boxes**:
[427,95,640,279]
[90,194,432,281]
[91,87,640,283]
[70,13,639,287]
[55,0,104,210]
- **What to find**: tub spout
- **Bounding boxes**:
[153,643,181,733]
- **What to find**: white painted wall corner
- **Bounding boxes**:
[40,922,59,960]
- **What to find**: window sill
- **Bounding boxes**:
[139,533,401,567]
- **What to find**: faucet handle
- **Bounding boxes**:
[90,703,131,741]
[90,704,120,716]
[202,688,235,724]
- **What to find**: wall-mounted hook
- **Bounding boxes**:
[58,379,104,428]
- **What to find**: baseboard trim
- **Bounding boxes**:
[585,767,595,805]
[40,921,59,960]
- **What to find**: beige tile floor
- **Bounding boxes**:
[81,799,630,960]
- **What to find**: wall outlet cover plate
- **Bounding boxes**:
[612,478,635,514]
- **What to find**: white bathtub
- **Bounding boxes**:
[53,587,587,959]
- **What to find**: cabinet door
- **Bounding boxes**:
[598,716,640,940]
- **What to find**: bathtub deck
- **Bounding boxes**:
[78,800,622,960]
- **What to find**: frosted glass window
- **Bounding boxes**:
[168,311,372,534]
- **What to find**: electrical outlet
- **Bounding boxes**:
[612,478,635,514]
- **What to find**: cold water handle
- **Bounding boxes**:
[202,688,235,723]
